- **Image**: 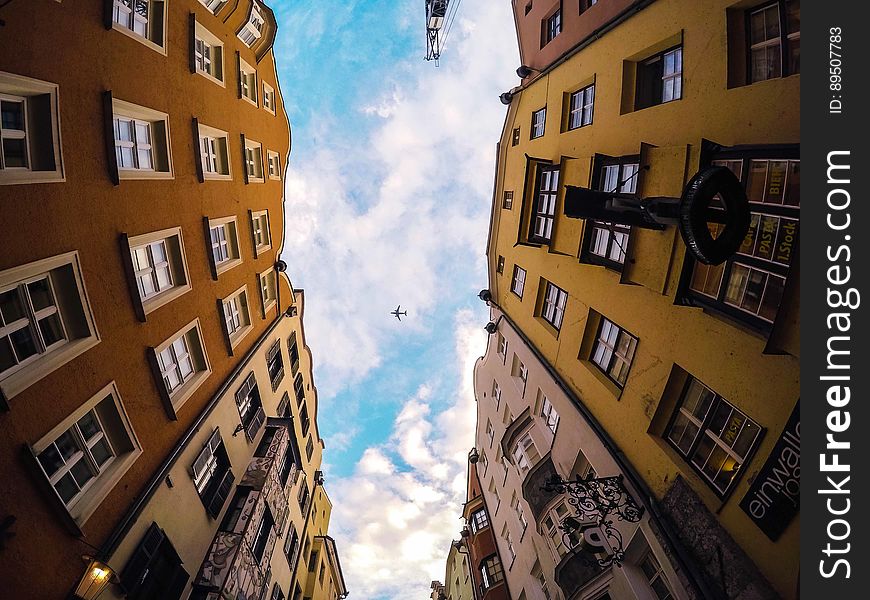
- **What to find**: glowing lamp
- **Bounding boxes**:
[74,558,116,600]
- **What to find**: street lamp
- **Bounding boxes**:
[73,557,117,600]
[542,473,644,567]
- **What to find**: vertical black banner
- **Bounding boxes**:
[802,0,869,597]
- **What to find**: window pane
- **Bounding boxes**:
[90,437,114,467]
[56,431,79,461]
[70,458,94,488]
[77,412,101,441]
[0,338,16,372]
[724,263,749,305]
[9,326,37,361]
[2,138,28,168]
[54,473,80,504]
[27,278,54,312]
[38,314,65,346]
[0,289,26,322]
[38,445,64,476]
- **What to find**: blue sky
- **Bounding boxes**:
[272,1,518,597]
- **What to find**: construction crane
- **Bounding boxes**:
[425,0,450,64]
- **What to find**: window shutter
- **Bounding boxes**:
[193,119,205,184]
[188,13,197,74]
[120,522,165,594]
[207,469,235,518]
[246,406,266,440]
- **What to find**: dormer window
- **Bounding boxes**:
[238,1,265,47]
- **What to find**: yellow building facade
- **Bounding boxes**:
[482,0,800,598]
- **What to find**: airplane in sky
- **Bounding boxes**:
[391,305,408,321]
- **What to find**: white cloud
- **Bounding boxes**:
[327,310,488,600]
[280,1,517,398]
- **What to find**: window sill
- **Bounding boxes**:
[581,359,624,399]
[196,70,226,88]
[167,368,211,418]
[269,174,281,181]
[111,23,167,56]
[203,171,233,181]
[229,323,255,350]
[118,169,174,181]
[142,283,193,316]
[254,243,272,257]
[264,106,276,116]
[0,169,65,186]
[247,176,265,184]
[215,257,243,276]
[0,336,100,402]
[630,96,682,114]
[242,96,259,108]
[263,298,277,315]
[536,316,561,339]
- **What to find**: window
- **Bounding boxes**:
[191,428,234,518]
[0,72,64,184]
[284,524,300,569]
[568,84,595,130]
[641,552,674,600]
[531,164,559,242]
[486,419,495,446]
[496,333,508,362]
[239,58,258,106]
[251,209,272,254]
[208,217,242,277]
[685,154,799,328]
[238,0,266,47]
[666,376,761,495]
[579,0,598,13]
[259,268,278,314]
[512,431,541,475]
[111,98,172,179]
[270,584,285,600]
[243,137,264,182]
[591,317,638,387]
[492,380,502,406]
[254,426,277,458]
[221,285,253,349]
[199,0,227,14]
[479,450,488,473]
[297,476,310,513]
[263,82,277,114]
[235,372,265,440]
[288,333,300,374]
[120,523,188,599]
[511,127,520,146]
[267,339,284,391]
[31,382,141,526]
[251,506,274,563]
[469,507,489,533]
[0,252,100,400]
[481,555,505,590]
[530,107,546,139]
[267,150,281,180]
[496,256,505,274]
[305,436,314,462]
[540,280,567,330]
[126,227,191,315]
[502,191,513,209]
[501,525,516,564]
[532,561,552,600]
[111,0,167,53]
[193,22,224,85]
[278,432,298,484]
[294,373,305,405]
[220,488,249,533]
[542,9,561,46]
[510,492,528,533]
[543,499,581,559]
[511,355,528,394]
[198,124,231,179]
[570,449,597,480]
[152,319,210,415]
[299,403,310,437]
[511,265,526,298]
[749,1,800,83]
[635,46,682,109]
[585,157,639,268]
[537,391,559,433]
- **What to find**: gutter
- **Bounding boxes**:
[485,303,720,600]
[100,311,289,558]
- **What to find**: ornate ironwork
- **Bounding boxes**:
[542,473,644,568]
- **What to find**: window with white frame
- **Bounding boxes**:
[491,380,501,407]
[480,555,504,590]
[251,210,271,254]
[512,430,541,475]
[31,382,141,526]
[531,164,559,242]
[748,1,800,83]
[238,0,266,47]
[199,0,227,14]
[0,72,64,184]
[267,150,281,180]
[568,83,594,130]
[112,98,171,179]
[640,551,674,600]
[485,419,494,446]
[469,507,489,533]
[570,448,597,481]
[194,22,224,84]
[496,332,508,362]
[0,252,100,400]
[510,354,528,392]
[665,375,761,496]
[510,492,528,533]
[208,216,242,274]
[591,317,638,387]
[585,157,639,268]
[152,319,210,413]
[243,137,264,182]
[530,107,546,139]
[267,339,284,391]
[263,82,276,114]
[536,391,559,434]
[235,371,265,440]
[542,499,581,559]
[259,268,278,313]
[636,46,682,109]
[540,280,567,330]
[221,285,252,348]
[111,0,167,52]
[127,227,191,315]
[191,428,233,517]
[239,58,258,105]
[198,123,231,179]
[501,524,516,564]
[510,265,526,298]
